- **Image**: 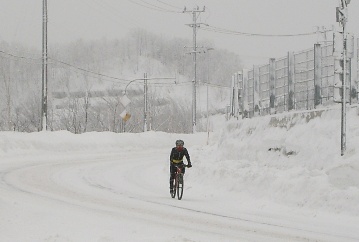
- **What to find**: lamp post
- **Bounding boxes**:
[122,75,176,132]
[120,77,144,132]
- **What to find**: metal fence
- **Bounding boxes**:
[294,48,314,110]
[230,42,357,119]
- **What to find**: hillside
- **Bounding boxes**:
[0,30,241,133]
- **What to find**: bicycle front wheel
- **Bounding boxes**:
[171,178,177,198]
[177,173,184,200]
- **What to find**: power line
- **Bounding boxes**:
[49,57,179,87]
[0,49,229,88]
[48,57,131,84]
[127,0,181,13]
[0,48,179,86]
[201,82,230,89]
[174,80,230,89]
[138,0,177,12]
[156,0,182,10]
[87,0,143,29]
[201,24,329,37]
[0,50,42,63]
[148,80,230,89]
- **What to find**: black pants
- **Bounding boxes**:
[169,162,185,189]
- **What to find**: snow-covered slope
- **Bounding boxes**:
[201,105,359,216]
[1,105,359,241]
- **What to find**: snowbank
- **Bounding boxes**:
[194,105,359,217]
[0,131,207,155]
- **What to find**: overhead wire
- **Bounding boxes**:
[159,80,230,89]
[202,82,230,89]
[82,0,141,30]
[0,49,181,86]
[95,0,143,27]
[2,52,180,87]
[85,0,327,39]
[156,0,183,10]
[0,49,43,64]
[139,0,172,11]
[127,0,182,13]
[48,56,131,84]
[0,48,231,91]
[200,24,325,37]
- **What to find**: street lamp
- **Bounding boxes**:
[121,75,176,132]
[120,77,144,132]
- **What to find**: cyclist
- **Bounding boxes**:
[169,139,192,193]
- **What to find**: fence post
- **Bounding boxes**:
[233,73,240,119]
[253,65,260,116]
[314,43,322,107]
[242,69,249,118]
[349,59,352,105]
[237,71,244,118]
[269,58,276,113]
[230,75,234,116]
[288,52,295,111]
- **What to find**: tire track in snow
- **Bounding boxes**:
[1,151,358,242]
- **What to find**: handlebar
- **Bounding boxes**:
[173,164,191,168]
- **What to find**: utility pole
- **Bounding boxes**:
[206,48,214,144]
[184,6,205,133]
[144,73,148,132]
[336,0,351,156]
[315,26,335,44]
[41,0,48,131]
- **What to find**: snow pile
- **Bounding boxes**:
[193,105,359,217]
[0,131,205,156]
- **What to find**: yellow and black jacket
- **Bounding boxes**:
[170,147,190,164]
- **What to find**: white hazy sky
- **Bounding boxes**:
[0,0,358,67]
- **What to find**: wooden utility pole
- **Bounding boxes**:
[336,0,351,155]
[183,6,205,133]
[144,73,148,132]
[41,0,48,131]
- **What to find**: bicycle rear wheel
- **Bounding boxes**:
[177,173,184,200]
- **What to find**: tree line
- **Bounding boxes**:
[0,29,242,133]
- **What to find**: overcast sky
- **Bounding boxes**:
[0,0,358,67]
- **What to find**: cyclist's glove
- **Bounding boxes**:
[187,162,192,168]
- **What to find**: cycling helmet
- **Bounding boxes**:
[175,139,184,146]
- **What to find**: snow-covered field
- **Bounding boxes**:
[1,106,359,242]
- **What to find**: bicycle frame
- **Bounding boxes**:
[171,164,187,200]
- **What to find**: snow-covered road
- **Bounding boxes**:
[1,143,358,242]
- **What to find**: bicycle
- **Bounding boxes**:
[171,164,188,200]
